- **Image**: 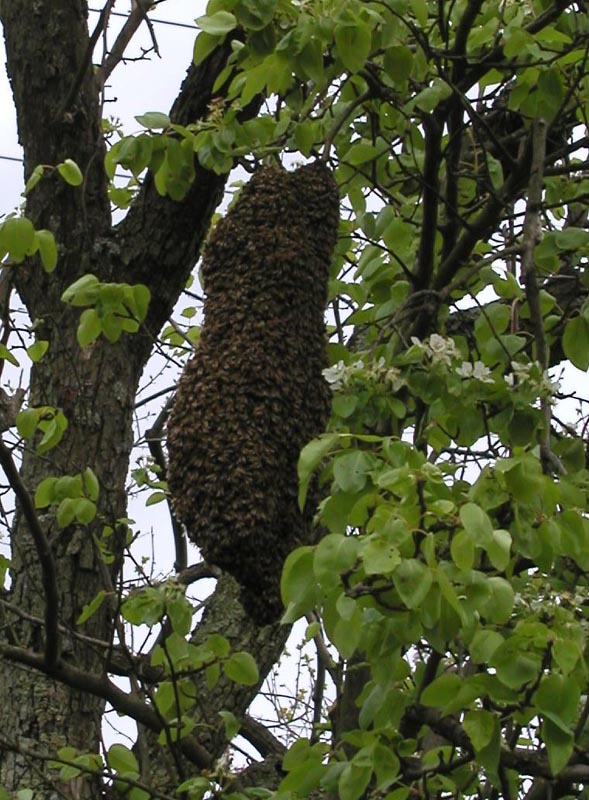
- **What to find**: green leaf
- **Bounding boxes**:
[23,164,45,195]
[219,710,240,740]
[421,673,462,707]
[543,719,574,776]
[281,546,318,621]
[73,498,96,524]
[450,528,475,570]
[236,0,277,30]
[335,21,372,74]
[17,408,39,440]
[35,229,58,272]
[562,315,589,370]
[338,763,372,800]
[57,159,83,187]
[61,274,100,306]
[135,111,170,130]
[459,502,493,546]
[34,477,57,509]
[393,559,432,609]
[0,216,35,262]
[0,343,19,366]
[194,31,223,65]
[167,595,193,636]
[486,577,514,623]
[224,651,259,685]
[333,450,372,493]
[57,498,77,528]
[196,11,237,36]
[77,590,106,624]
[298,433,339,510]
[27,340,49,363]
[77,308,102,347]
[106,744,139,775]
[82,467,100,502]
[146,491,167,506]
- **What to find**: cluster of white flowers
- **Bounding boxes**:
[504,361,561,396]
[455,360,495,384]
[411,334,460,367]
[322,356,405,393]
[322,359,365,392]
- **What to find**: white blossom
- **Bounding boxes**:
[424,334,459,366]
[472,361,494,384]
[456,362,474,378]
[322,360,348,391]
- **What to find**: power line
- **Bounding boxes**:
[88,7,197,30]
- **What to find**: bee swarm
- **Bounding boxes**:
[167,162,339,623]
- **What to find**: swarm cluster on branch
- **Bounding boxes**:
[167,162,340,623]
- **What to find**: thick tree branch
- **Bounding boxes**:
[114,38,261,362]
[0,441,60,669]
[0,639,213,769]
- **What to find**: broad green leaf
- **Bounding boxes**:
[450,528,475,570]
[459,502,493,546]
[0,216,35,262]
[77,308,102,347]
[17,408,38,440]
[298,433,339,509]
[393,559,432,609]
[23,164,45,195]
[73,498,96,524]
[224,651,259,685]
[196,11,237,36]
[562,315,589,370]
[57,498,77,528]
[82,467,100,502]
[281,546,318,621]
[106,744,139,775]
[486,577,514,623]
[135,111,170,130]
[0,343,19,366]
[61,274,100,306]
[57,159,83,186]
[34,477,57,509]
[463,708,497,751]
[35,229,58,272]
[333,450,372,493]
[335,21,371,74]
[543,719,574,776]
[27,340,49,362]
[421,673,462,707]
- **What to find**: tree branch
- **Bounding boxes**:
[0,441,60,670]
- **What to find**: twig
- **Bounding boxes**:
[58,0,116,118]
[144,396,187,572]
[521,118,565,475]
[0,440,60,670]
[96,0,156,89]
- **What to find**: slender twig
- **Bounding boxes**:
[58,0,116,118]
[96,0,156,89]
[0,440,60,670]
[144,395,187,573]
[521,118,565,475]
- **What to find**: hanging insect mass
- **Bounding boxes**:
[167,162,340,623]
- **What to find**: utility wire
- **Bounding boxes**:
[88,7,197,30]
